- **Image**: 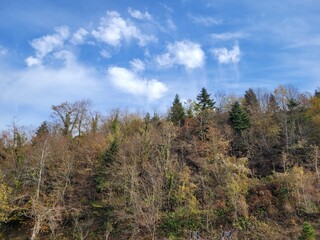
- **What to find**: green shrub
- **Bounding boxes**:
[299,222,316,240]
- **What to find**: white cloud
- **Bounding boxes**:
[92,11,156,47]
[211,32,247,40]
[107,66,167,100]
[285,36,320,49]
[156,41,205,69]
[25,56,42,67]
[0,45,8,56]
[0,63,100,110]
[31,26,69,58]
[167,19,176,31]
[212,43,240,64]
[53,50,76,66]
[55,26,70,39]
[26,25,70,66]
[130,59,145,72]
[100,49,111,58]
[190,15,221,26]
[157,18,176,33]
[128,8,152,21]
[71,28,88,45]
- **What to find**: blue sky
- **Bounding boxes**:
[1,0,320,129]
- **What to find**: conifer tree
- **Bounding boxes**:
[196,87,215,111]
[36,121,49,136]
[229,101,251,132]
[169,94,185,126]
[103,112,120,165]
[267,94,279,113]
[314,88,320,98]
[243,88,259,113]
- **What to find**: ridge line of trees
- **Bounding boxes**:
[0,85,319,239]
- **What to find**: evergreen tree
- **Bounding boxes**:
[196,87,215,111]
[267,94,279,113]
[104,112,120,164]
[314,88,320,98]
[36,121,49,136]
[287,98,300,111]
[299,222,316,240]
[243,88,259,113]
[169,94,185,126]
[229,101,251,132]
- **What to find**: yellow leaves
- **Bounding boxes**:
[309,97,320,115]
[220,157,252,218]
[0,173,11,222]
[175,166,200,214]
[308,96,320,129]
[291,165,304,177]
[274,85,287,96]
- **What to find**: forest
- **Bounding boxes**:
[0,85,320,239]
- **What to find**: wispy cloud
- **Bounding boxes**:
[71,28,89,45]
[26,26,70,66]
[189,15,221,26]
[100,49,111,58]
[167,19,176,31]
[212,43,240,64]
[128,8,152,21]
[92,11,157,47]
[107,66,167,100]
[53,50,76,66]
[0,62,100,109]
[130,59,145,72]
[25,56,42,67]
[211,32,247,41]
[0,45,8,56]
[285,36,320,49]
[156,40,205,70]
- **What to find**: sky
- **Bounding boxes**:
[1,0,320,129]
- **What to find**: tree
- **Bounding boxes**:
[196,87,215,111]
[299,222,316,240]
[51,100,90,136]
[169,94,185,126]
[243,88,259,114]
[267,94,279,113]
[0,172,11,223]
[229,102,250,132]
[314,88,320,98]
[36,121,49,137]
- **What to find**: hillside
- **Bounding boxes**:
[0,86,319,239]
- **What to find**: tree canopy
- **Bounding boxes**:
[1,86,320,239]
[229,101,251,132]
[169,94,185,126]
[196,87,215,111]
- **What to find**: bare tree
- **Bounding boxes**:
[51,100,91,136]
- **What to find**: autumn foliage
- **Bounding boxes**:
[0,86,320,239]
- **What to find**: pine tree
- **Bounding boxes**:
[243,88,259,113]
[229,101,251,132]
[169,94,185,126]
[267,94,279,113]
[104,112,120,164]
[36,121,49,136]
[196,87,215,111]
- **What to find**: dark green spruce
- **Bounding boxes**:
[169,94,185,126]
[196,87,215,111]
[229,101,251,132]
